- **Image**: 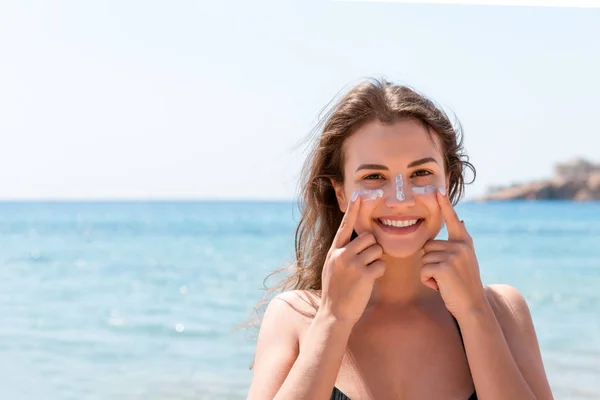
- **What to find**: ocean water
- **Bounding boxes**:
[0,200,599,399]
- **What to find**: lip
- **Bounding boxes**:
[377,215,422,221]
[375,218,424,235]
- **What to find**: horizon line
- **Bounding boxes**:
[335,0,600,8]
[0,196,486,203]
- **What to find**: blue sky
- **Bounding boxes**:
[1,0,599,200]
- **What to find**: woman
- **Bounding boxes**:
[247,79,553,400]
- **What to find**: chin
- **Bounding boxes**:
[378,238,427,259]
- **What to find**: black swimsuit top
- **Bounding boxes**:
[330,317,477,400]
[331,387,477,400]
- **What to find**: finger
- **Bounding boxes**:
[421,250,452,265]
[436,187,465,241]
[346,232,377,254]
[333,192,361,248]
[422,239,451,252]
[423,239,468,253]
[420,263,440,291]
[358,243,383,266]
[366,259,386,279]
[461,220,474,246]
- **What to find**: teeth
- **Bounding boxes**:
[380,219,419,228]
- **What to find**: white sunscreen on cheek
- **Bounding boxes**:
[357,189,384,201]
[411,185,438,195]
[396,174,405,201]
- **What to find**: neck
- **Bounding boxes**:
[367,250,438,308]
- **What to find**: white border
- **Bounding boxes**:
[335,0,600,8]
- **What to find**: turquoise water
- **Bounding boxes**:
[1,201,599,399]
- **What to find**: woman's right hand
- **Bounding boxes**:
[320,192,386,325]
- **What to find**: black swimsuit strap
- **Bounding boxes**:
[453,315,465,344]
[331,386,350,400]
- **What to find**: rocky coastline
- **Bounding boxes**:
[480,158,600,201]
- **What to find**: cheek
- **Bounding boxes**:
[422,195,439,211]
[354,201,380,232]
[417,194,444,227]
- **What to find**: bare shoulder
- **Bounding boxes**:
[484,284,532,329]
[253,289,321,360]
[247,290,320,399]
[485,284,527,313]
[258,290,317,339]
[483,284,554,399]
[272,289,321,319]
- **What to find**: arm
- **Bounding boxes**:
[249,196,383,399]
[247,291,353,400]
[456,284,554,400]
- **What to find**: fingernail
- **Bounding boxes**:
[439,186,446,196]
[351,191,358,202]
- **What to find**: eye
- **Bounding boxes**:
[412,169,433,177]
[363,173,385,180]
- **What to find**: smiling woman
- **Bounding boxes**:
[247,78,554,400]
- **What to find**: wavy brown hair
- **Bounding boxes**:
[250,78,475,330]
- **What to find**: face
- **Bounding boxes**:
[333,118,449,258]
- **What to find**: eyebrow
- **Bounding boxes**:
[355,157,438,172]
[407,157,438,168]
[355,163,388,172]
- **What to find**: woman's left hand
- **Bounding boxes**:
[420,187,488,319]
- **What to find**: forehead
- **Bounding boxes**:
[343,118,444,166]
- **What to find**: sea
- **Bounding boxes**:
[0,200,599,399]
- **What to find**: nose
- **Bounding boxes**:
[383,176,416,208]
[384,190,416,208]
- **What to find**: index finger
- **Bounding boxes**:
[333,191,361,248]
[436,186,465,240]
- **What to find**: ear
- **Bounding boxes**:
[330,178,347,213]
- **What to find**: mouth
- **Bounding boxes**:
[376,217,424,235]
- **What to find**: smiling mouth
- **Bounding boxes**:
[375,218,424,235]
[377,218,422,228]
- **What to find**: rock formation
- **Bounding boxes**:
[480,158,600,201]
